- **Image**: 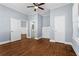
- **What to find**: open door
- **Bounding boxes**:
[10,18,21,42]
[54,16,65,42]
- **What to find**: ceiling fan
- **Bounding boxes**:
[27,3,45,11]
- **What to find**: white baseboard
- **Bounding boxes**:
[10,39,21,42]
[35,37,42,40]
[0,40,10,45]
[71,39,79,56]
[0,39,21,45]
[65,42,72,45]
[50,39,72,45]
[50,40,55,42]
[72,45,79,56]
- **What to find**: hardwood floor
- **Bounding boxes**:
[0,38,76,56]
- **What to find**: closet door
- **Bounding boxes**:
[11,18,21,42]
[54,16,65,42]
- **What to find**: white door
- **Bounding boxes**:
[54,16,65,42]
[11,18,21,42]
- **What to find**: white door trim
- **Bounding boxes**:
[50,39,72,45]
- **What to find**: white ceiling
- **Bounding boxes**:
[1,3,70,16]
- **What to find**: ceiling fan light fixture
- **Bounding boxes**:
[27,3,45,11]
[34,6,38,9]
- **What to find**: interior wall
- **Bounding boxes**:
[38,14,43,38]
[42,15,50,38]
[65,4,73,42]
[0,4,28,42]
[72,3,79,55]
[50,4,73,42]
[42,11,50,38]
[42,15,50,27]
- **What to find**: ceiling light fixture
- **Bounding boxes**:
[27,3,45,11]
[34,6,38,9]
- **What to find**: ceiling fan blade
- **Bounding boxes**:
[38,3,45,6]
[38,7,44,10]
[33,3,37,6]
[27,6,34,8]
[34,9,36,11]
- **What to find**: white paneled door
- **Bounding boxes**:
[54,16,65,42]
[10,18,21,42]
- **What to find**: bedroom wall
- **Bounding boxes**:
[0,4,28,42]
[72,3,79,55]
[42,15,50,38]
[42,10,50,38]
[38,14,43,38]
[42,15,50,27]
[50,4,73,42]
